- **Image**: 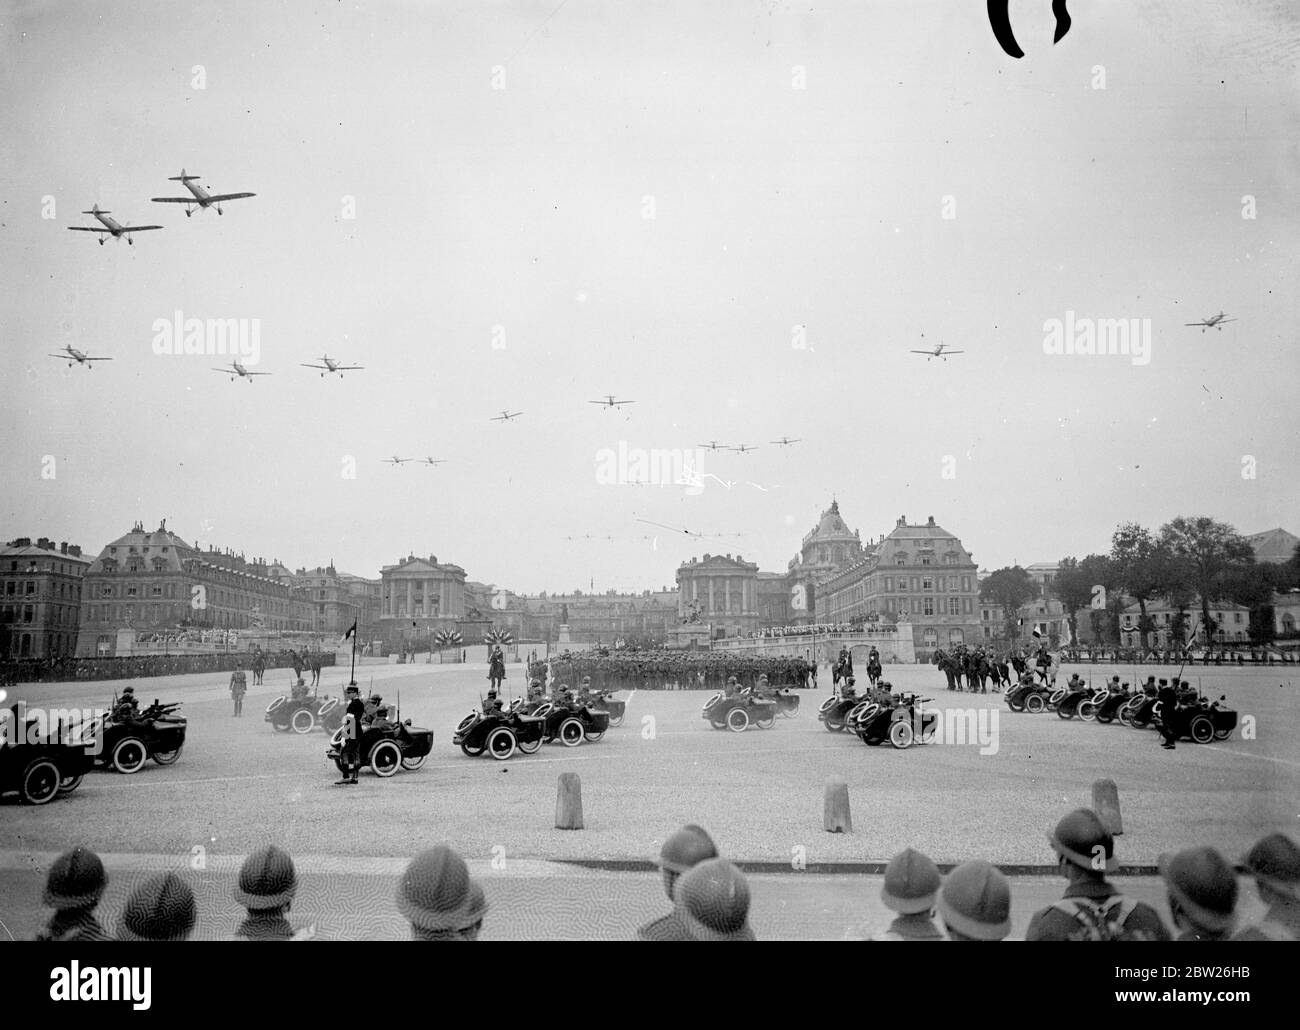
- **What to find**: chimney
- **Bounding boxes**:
[37,537,50,549]
[927,516,935,527]
[70,545,81,557]
[896,516,906,528]
[60,542,68,554]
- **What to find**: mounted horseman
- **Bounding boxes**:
[488,646,507,692]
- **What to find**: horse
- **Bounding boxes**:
[289,649,304,684]
[251,651,266,686]
[933,648,958,692]
[487,649,506,692]
[866,655,883,687]
[307,651,322,687]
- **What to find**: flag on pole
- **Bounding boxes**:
[343,620,357,641]
[1031,625,1043,640]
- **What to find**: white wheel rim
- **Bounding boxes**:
[488,729,516,759]
[25,761,60,802]
[373,742,400,775]
[891,721,913,747]
[292,710,314,733]
[560,719,583,746]
[727,709,748,732]
[114,739,146,773]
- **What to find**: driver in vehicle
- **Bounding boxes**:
[369,706,395,734]
[111,686,140,722]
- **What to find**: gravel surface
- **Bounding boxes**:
[2,661,1295,871]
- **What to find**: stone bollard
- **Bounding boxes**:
[1092,778,1123,836]
[555,772,584,830]
[824,776,852,833]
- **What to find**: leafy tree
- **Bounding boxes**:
[1159,517,1255,648]
[1051,557,1093,645]
[979,566,1036,643]
[1110,523,1188,650]
[1079,553,1124,644]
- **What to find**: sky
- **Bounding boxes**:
[2,0,1298,594]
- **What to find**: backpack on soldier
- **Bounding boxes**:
[1051,897,1146,941]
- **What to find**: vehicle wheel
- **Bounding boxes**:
[460,740,486,757]
[864,737,882,747]
[266,696,286,713]
[754,710,775,730]
[291,709,316,734]
[318,698,339,716]
[333,757,346,773]
[608,713,624,727]
[1117,701,1136,726]
[58,773,84,795]
[152,745,183,766]
[1213,727,1232,741]
[1188,715,1214,744]
[20,759,61,805]
[400,754,428,770]
[703,693,721,712]
[726,708,749,733]
[585,727,606,742]
[369,740,402,777]
[1048,688,1068,707]
[1078,702,1097,722]
[709,718,726,730]
[855,703,880,726]
[456,713,477,733]
[824,712,845,732]
[818,696,835,714]
[889,720,915,750]
[558,717,584,747]
[1096,710,1114,724]
[848,702,869,722]
[1025,694,1046,714]
[271,719,291,733]
[111,737,147,774]
[487,727,517,761]
[517,734,543,755]
[1007,696,1026,712]
[1057,704,1075,721]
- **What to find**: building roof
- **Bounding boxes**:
[86,521,197,574]
[1245,528,1299,564]
[1,539,91,564]
[801,499,860,547]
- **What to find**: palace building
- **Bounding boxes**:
[375,553,468,650]
[1,537,90,659]
[74,521,314,657]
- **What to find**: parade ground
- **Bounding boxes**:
[2,660,1295,939]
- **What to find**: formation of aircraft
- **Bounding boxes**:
[211,362,270,382]
[588,395,634,409]
[48,345,112,368]
[491,410,524,422]
[382,456,411,466]
[301,355,365,378]
[67,205,163,245]
[696,441,729,451]
[910,342,964,360]
[729,444,759,454]
[769,436,801,447]
[1184,311,1236,331]
[151,169,256,217]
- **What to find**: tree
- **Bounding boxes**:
[1109,523,1188,651]
[1078,553,1124,644]
[1051,557,1093,645]
[1159,517,1255,648]
[979,566,1036,643]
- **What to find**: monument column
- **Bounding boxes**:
[406,580,413,618]
[708,577,715,613]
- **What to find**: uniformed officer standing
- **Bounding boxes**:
[1156,678,1180,750]
[229,668,247,717]
[335,685,366,786]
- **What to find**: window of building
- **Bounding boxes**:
[894,554,907,565]
[963,598,972,614]
[25,581,35,595]
[921,555,932,566]
[4,582,12,596]
[923,597,934,616]
[961,577,971,592]
[126,586,138,598]
[948,597,960,615]
[23,605,34,623]
[1234,612,1243,624]
[922,577,933,591]
[151,586,162,597]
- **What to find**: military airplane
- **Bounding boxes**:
[419,457,447,466]
[212,362,270,382]
[382,456,412,465]
[151,169,256,217]
[490,410,523,422]
[588,395,634,409]
[728,444,759,454]
[769,436,802,446]
[301,355,365,378]
[67,205,163,245]
[910,342,964,360]
[696,441,729,451]
[1184,312,1236,332]
[48,345,112,368]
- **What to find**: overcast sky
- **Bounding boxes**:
[2,1,1297,594]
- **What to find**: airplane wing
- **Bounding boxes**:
[945,350,965,355]
[211,367,236,373]
[301,364,328,370]
[1218,318,1236,324]
[120,226,164,232]
[67,227,109,233]
[334,365,364,371]
[243,370,272,375]
[615,400,634,405]
[84,356,113,361]
[909,350,933,354]
[151,197,194,203]
[1183,322,1206,327]
[203,192,256,203]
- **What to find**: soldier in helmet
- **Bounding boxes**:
[1157,846,1238,941]
[229,668,247,717]
[937,860,1012,941]
[34,846,112,941]
[638,824,719,940]
[112,686,140,722]
[640,858,755,941]
[1232,833,1300,941]
[865,848,944,941]
[335,685,366,786]
[369,706,395,734]
[1025,809,1170,940]
[233,845,307,940]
